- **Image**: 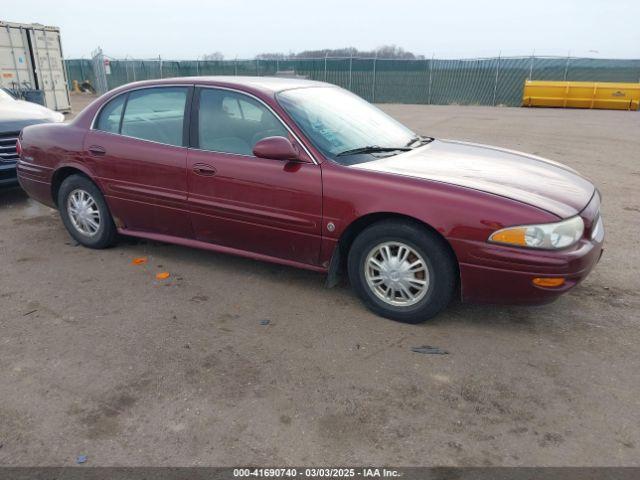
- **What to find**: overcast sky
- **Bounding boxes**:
[5,0,640,59]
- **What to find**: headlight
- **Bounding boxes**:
[488,216,584,250]
[591,215,604,243]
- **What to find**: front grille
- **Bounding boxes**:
[0,131,20,163]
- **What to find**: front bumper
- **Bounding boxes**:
[453,190,604,305]
[452,231,603,305]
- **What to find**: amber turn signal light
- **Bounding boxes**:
[532,277,566,288]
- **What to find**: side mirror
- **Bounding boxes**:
[253,136,299,161]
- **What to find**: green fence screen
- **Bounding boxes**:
[65,56,640,107]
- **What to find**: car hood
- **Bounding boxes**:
[0,99,64,131]
[351,139,595,218]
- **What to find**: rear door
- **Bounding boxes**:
[83,85,194,238]
[186,87,323,266]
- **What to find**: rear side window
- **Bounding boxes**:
[120,87,188,146]
[95,94,125,133]
[197,88,288,156]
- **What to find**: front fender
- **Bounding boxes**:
[319,161,558,269]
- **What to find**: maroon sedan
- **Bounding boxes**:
[16,77,604,323]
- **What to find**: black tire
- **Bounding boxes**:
[57,174,117,249]
[347,219,457,323]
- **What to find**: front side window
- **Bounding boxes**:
[197,89,288,156]
[119,87,188,146]
[277,86,416,164]
[221,97,242,119]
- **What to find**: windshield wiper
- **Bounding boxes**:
[336,145,412,157]
[405,136,435,148]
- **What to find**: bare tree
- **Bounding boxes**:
[255,45,424,60]
[203,52,224,61]
[255,52,290,60]
[374,45,424,60]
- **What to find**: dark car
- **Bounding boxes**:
[16,77,604,323]
[0,87,64,186]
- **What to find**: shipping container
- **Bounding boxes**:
[0,20,71,112]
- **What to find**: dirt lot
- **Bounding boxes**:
[1,95,639,466]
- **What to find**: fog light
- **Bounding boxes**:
[532,277,566,288]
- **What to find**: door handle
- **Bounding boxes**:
[192,163,217,176]
[88,145,106,156]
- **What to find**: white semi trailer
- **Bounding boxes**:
[0,21,71,112]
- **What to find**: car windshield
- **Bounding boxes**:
[277,87,417,165]
[0,88,16,101]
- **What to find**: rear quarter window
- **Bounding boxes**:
[95,94,126,133]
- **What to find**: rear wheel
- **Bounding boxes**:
[347,219,457,323]
[57,175,116,249]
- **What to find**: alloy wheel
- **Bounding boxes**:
[67,188,101,237]
[364,241,430,307]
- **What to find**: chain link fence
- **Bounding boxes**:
[65,55,640,107]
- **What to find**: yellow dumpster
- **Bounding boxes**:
[522,80,640,110]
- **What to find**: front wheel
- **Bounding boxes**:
[57,174,117,249]
[347,220,457,323]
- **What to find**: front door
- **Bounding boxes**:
[187,87,322,266]
[84,86,193,237]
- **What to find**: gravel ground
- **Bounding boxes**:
[1,96,639,466]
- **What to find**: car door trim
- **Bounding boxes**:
[108,182,187,204]
[188,195,317,229]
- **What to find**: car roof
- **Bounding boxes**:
[131,76,331,94]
